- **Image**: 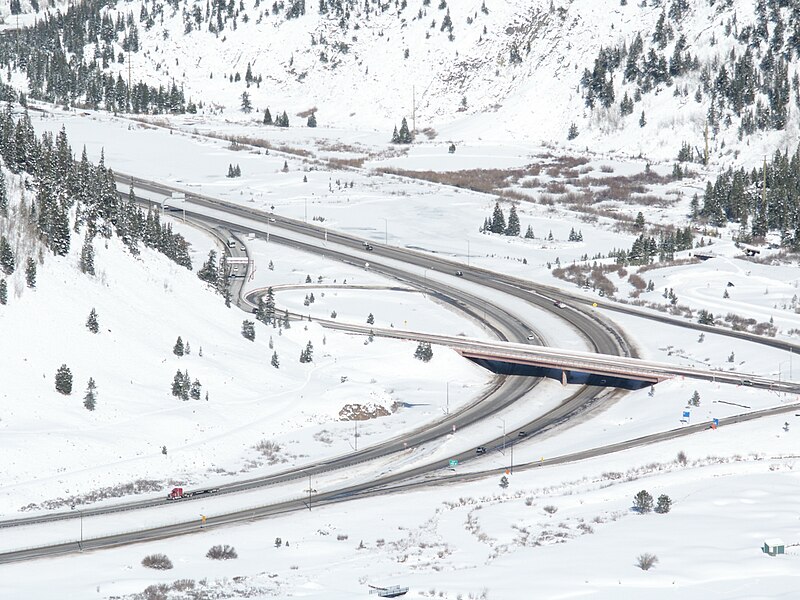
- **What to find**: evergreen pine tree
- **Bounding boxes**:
[655,494,672,514]
[263,108,273,124]
[25,257,36,288]
[171,370,184,397]
[567,123,579,140]
[86,308,99,333]
[0,235,14,275]
[190,379,202,400]
[242,320,256,341]
[633,490,654,513]
[398,117,412,143]
[83,377,97,411]
[689,390,701,406]
[80,233,95,275]
[198,250,219,284]
[173,336,185,356]
[639,111,647,127]
[307,113,317,127]
[505,205,520,236]
[391,125,400,143]
[0,279,6,305]
[367,313,374,324]
[240,92,252,113]
[524,225,535,239]
[55,364,73,395]
[0,170,7,216]
[490,201,506,234]
[271,351,280,368]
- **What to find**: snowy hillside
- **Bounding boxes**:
[2,0,800,167]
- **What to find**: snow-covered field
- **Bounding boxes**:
[1,0,800,590]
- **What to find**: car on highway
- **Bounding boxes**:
[455,270,463,277]
[365,244,374,251]
[553,300,567,309]
[475,446,487,455]
[517,431,527,438]
[527,333,536,340]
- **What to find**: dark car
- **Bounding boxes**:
[517,431,527,438]
[365,244,373,251]
[455,270,463,277]
[475,446,487,455]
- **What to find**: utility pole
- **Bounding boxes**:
[704,120,709,166]
[354,420,358,451]
[127,46,132,111]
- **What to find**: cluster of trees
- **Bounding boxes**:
[633,490,672,514]
[390,118,413,144]
[579,0,800,138]
[264,109,290,127]
[481,201,520,236]
[0,0,190,114]
[0,105,192,302]
[700,146,800,246]
[171,370,202,400]
[609,226,694,266]
[226,164,242,178]
[54,364,98,410]
[299,340,314,363]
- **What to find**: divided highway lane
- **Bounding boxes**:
[0,185,613,531]
[5,394,798,565]
[114,172,630,359]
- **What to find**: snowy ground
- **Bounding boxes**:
[0,88,797,597]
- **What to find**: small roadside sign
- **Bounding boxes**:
[682,411,690,418]
[449,459,458,467]
[713,418,719,427]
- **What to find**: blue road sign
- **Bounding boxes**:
[713,418,719,426]
[682,411,691,418]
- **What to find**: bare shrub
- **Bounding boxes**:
[329,157,366,169]
[636,553,659,570]
[337,533,349,541]
[524,497,534,506]
[206,544,238,560]
[142,584,170,600]
[628,274,646,291]
[141,553,173,570]
[676,451,688,466]
[543,505,558,515]
[599,164,614,173]
[171,579,196,591]
[545,181,567,194]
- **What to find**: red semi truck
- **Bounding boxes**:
[167,487,219,500]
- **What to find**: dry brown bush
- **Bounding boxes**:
[141,553,173,570]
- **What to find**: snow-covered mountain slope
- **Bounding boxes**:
[5,0,800,169]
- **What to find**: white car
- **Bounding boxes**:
[553,301,567,309]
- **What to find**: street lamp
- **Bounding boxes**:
[305,475,317,511]
[467,240,470,266]
[382,218,388,245]
[444,380,454,416]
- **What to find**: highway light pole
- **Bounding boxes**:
[382,218,388,245]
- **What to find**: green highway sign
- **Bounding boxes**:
[449,459,458,467]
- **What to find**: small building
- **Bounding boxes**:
[762,538,785,556]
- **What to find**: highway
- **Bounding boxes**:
[1,167,796,562]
